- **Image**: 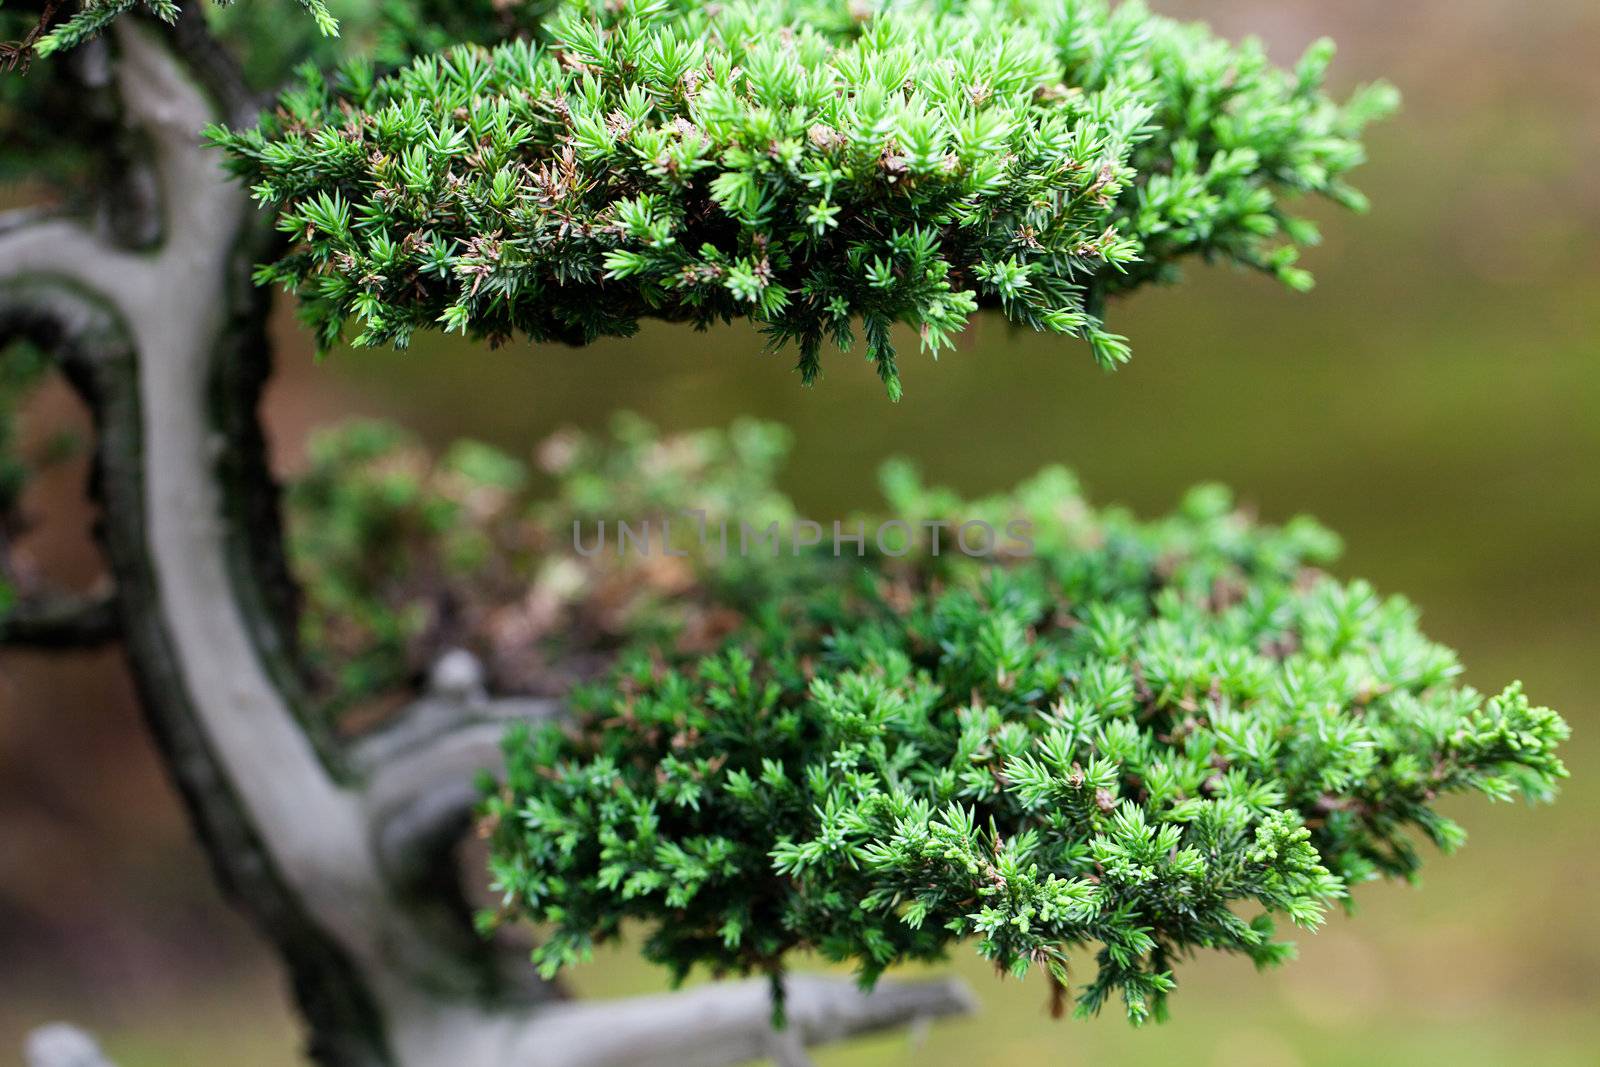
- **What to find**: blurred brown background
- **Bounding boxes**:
[2,1,1596,1063]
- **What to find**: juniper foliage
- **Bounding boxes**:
[483,453,1569,1024]
[210,0,1396,398]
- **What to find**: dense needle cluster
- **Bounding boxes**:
[210,0,1395,397]
[482,448,1569,1023]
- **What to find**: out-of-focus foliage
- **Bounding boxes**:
[285,415,803,713]
[212,0,1396,399]
[361,0,553,69]
[211,0,554,89]
[27,0,340,61]
[1,2,119,192]
[0,342,53,613]
[0,343,49,516]
[481,425,1569,1024]
[13,0,551,69]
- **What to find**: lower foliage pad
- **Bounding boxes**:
[482,460,1569,1023]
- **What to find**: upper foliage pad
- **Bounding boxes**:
[212,0,1396,398]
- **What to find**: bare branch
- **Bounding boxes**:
[0,207,57,238]
[0,1,63,74]
[356,671,562,887]
[0,217,136,306]
[473,974,976,1067]
[351,652,564,774]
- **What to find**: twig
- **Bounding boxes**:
[0,1,63,73]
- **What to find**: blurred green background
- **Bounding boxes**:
[2,0,1596,1063]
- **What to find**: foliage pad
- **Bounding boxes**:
[212,0,1396,398]
[483,450,1568,1023]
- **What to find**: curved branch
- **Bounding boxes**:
[359,697,561,886]
[0,280,123,655]
[0,274,132,364]
[166,3,262,126]
[351,654,564,775]
[351,652,561,887]
[0,266,392,1067]
[0,207,56,238]
[0,217,137,305]
[2,28,398,1067]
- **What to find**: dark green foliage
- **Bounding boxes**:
[211,0,1395,399]
[483,446,1568,1024]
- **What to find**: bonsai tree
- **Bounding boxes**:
[0,2,1567,1065]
